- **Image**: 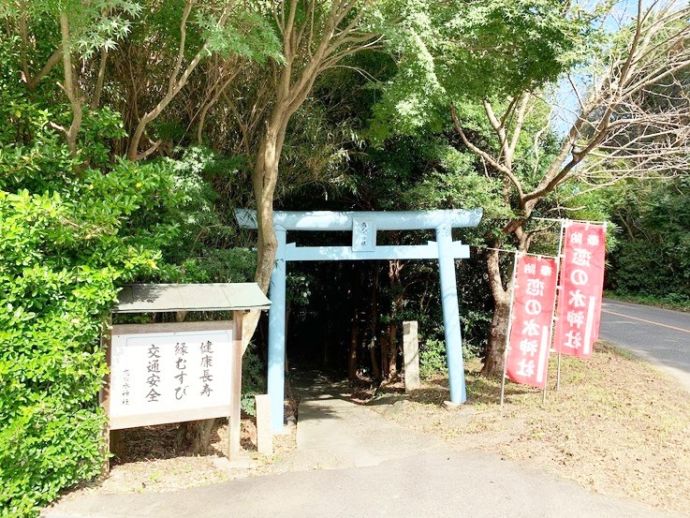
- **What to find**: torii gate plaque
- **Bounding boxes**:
[236,209,483,432]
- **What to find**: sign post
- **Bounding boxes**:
[102,283,270,469]
[500,256,519,409]
[230,313,244,458]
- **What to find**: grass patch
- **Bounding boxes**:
[605,291,690,312]
[370,341,690,514]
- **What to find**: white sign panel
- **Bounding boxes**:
[352,218,376,252]
[109,321,234,430]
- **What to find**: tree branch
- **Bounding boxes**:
[450,104,525,200]
[59,11,82,156]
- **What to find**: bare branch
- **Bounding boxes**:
[127,0,232,160]
[26,46,63,90]
[451,104,526,200]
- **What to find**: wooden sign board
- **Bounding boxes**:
[108,321,234,430]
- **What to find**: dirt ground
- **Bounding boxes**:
[369,342,690,515]
[64,412,297,498]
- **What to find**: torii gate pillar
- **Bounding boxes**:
[237,209,482,433]
[267,227,287,433]
[436,224,467,404]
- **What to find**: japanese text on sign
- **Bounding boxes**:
[506,255,558,389]
[554,223,606,359]
[109,322,234,430]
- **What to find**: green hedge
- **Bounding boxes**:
[0,24,263,517]
[0,111,255,518]
[0,77,206,514]
[0,173,170,516]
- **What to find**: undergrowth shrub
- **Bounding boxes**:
[240,343,265,416]
[420,339,447,379]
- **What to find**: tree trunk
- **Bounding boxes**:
[367,269,381,381]
[176,419,216,455]
[253,110,288,292]
[380,332,390,380]
[386,322,398,380]
[238,111,290,350]
[483,295,510,376]
[369,338,381,381]
[482,246,516,376]
[381,260,404,381]
[348,312,359,381]
[59,12,82,156]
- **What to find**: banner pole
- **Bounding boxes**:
[500,253,520,409]
[555,220,566,391]
[556,353,562,391]
[542,357,547,402]
[541,254,549,406]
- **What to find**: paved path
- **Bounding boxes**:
[600,299,690,391]
[46,375,679,518]
[286,376,447,471]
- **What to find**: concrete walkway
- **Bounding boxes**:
[46,374,681,518]
[285,376,447,471]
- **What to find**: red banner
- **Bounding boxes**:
[554,222,606,359]
[505,255,558,388]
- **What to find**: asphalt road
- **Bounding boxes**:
[599,299,690,391]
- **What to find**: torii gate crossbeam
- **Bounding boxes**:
[236,209,483,432]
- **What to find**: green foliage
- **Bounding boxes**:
[168,249,256,283]
[0,192,110,518]
[129,0,283,65]
[0,181,163,516]
[606,177,690,303]
[371,0,594,139]
[420,339,447,379]
[420,320,485,379]
[604,291,690,312]
[401,142,511,222]
[200,7,282,63]
[367,1,446,139]
[439,0,593,98]
[0,52,232,515]
[240,343,265,417]
[9,0,143,58]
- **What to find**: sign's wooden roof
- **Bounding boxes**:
[115,283,270,313]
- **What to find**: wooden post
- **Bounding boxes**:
[255,394,273,455]
[229,311,244,459]
[555,220,566,391]
[100,316,112,476]
[402,321,421,391]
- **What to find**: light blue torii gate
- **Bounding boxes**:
[236,208,483,432]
